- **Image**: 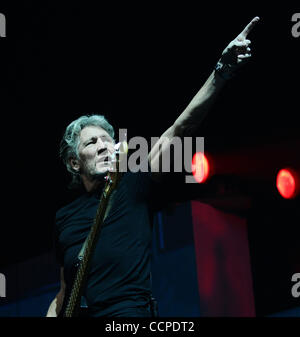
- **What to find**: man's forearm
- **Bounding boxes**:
[173,70,227,136]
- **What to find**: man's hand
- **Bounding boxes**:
[216,16,260,79]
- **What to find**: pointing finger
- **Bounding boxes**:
[239,16,260,39]
[235,39,251,47]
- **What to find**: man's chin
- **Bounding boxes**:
[95,163,116,175]
[89,162,115,179]
[92,171,109,180]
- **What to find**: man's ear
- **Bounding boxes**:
[69,157,80,172]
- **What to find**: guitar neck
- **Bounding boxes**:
[63,192,110,317]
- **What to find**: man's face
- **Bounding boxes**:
[75,125,115,179]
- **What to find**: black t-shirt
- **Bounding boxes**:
[54,171,162,317]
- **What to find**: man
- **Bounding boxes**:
[46,17,260,317]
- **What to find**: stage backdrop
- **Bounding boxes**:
[0,200,277,317]
[151,200,255,316]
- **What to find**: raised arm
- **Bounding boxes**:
[149,17,260,173]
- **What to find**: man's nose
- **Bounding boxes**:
[97,139,107,155]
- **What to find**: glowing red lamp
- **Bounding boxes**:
[276,168,300,199]
[192,152,210,183]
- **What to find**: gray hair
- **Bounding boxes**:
[59,114,115,189]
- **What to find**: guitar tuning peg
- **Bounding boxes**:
[114,142,121,151]
[114,141,128,154]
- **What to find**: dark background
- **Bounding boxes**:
[0,1,299,316]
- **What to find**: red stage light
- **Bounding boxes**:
[192,152,210,183]
[276,168,299,199]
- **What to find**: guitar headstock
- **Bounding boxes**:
[103,141,128,196]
